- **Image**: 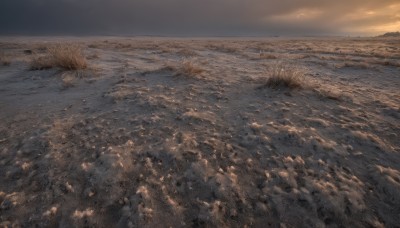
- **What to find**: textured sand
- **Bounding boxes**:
[0,37,399,227]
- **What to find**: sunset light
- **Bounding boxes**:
[0,0,399,227]
[0,0,399,36]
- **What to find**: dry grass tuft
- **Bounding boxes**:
[49,45,87,70]
[164,59,205,78]
[105,84,142,102]
[259,51,277,59]
[264,64,306,89]
[61,73,76,89]
[179,60,204,76]
[0,53,11,66]
[30,44,87,71]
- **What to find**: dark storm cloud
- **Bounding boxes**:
[0,0,399,35]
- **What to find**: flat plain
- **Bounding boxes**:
[0,36,399,227]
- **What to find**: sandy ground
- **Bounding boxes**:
[0,37,399,227]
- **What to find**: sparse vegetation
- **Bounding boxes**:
[108,86,134,101]
[259,51,277,59]
[164,59,205,78]
[264,64,306,89]
[1,37,400,228]
[61,73,76,89]
[179,60,204,76]
[0,53,11,66]
[30,45,87,71]
[49,45,87,70]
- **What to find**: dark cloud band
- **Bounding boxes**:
[0,0,398,35]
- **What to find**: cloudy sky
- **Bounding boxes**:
[0,0,399,36]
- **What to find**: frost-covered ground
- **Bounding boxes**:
[0,37,399,227]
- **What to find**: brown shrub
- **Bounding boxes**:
[61,73,76,89]
[163,59,203,75]
[176,60,204,76]
[49,45,87,70]
[264,64,306,89]
[30,44,87,71]
[0,53,11,66]
[177,49,198,57]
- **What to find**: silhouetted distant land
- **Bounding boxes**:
[378,32,400,37]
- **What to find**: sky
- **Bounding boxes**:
[0,0,399,36]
